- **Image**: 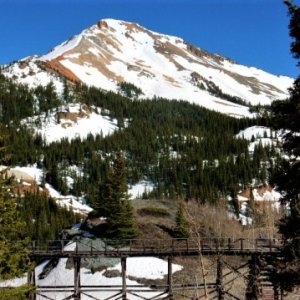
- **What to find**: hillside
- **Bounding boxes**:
[0,68,284,209]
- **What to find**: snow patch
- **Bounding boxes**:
[109,257,182,280]
[128,180,154,199]
[236,126,282,152]
[236,126,274,140]
[2,59,63,93]
[45,183,93,215]
[22,103,119,144]
[40,34,83,61]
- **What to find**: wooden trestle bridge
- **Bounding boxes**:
[26,238,283,300]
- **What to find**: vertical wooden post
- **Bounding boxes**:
[168,256,173,300]
[27,267,36,300]
[216,256,224,300]
[61,240,64,254]
[269,239,273,252]
[273,271,284,300]
[246,254,260,300]
[228,238,231,250]
[121,257,127,300]
[280,284,284,300]
[74,257,81,300]
[274,280,280,300]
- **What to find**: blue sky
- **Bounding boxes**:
[0,0,299,78]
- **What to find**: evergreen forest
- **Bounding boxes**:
[0,69,283,208]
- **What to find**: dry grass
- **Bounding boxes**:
[133,198,178,240]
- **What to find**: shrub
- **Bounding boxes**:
[137,207,170,217]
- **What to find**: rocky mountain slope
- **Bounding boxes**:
[2,19,293,117]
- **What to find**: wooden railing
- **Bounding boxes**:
[29,237,282,257]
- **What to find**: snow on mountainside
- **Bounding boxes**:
[2,19,293,117]
[22,103,120,144]
[235,125,283,152]
[3,57,64,94]
[0,165,93,215]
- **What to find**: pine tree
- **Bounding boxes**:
[230,185,240,218]
[173,200,190,238]
[270,0,300,290]
[62,79,70,103]
[0,181,31,280]
[0,124,11,164]
[0,124,32,299]
[103,152,138,239]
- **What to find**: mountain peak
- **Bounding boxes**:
[2,18,293,118]
[97,19,109,29]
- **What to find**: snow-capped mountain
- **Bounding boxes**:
[2,19,293,117]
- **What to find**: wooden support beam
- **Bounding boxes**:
[216,256,224,300]
[121,257,127,300]
[74,257,81,300]
[27,267,36,300]
[245,254,260,300]
[167,256,173,300]
[273,273,281,300]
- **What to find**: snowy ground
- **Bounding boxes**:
[128,180,155,199]
[228,185,282,226]
[235,125,282,152]
[2,58,64,94]
[22,104,120,144]
[45,183,93,215]
[1,165,92,215]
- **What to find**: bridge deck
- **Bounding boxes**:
[29,238,281,258]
